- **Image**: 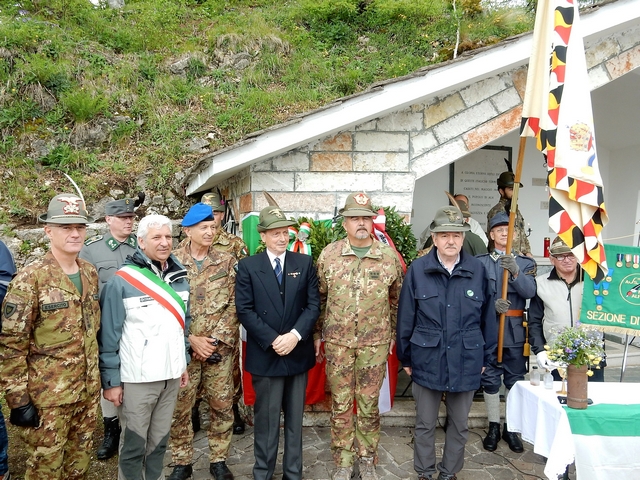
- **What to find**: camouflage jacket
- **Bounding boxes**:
[316,238,403,348]
[0,252,101,409]
[173,242,239,347]
[486,198,531,255]
[178,229,247,262]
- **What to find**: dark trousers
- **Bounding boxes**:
[412,383,475,477]
[252,372,308,480]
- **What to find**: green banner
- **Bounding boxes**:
[580,244,640,335]
[241,213,260,255]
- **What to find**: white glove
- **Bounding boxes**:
[536,351,550,370]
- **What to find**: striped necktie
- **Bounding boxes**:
[274,257,283,285]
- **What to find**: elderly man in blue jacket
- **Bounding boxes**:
[397,206,497,480]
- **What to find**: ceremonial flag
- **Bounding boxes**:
[520,0,608,282]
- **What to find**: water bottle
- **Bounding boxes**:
[530,366,540,386]
[544,370,554,389]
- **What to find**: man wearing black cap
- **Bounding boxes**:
[476,212,537,453]
[397,206,496,480]
[486,172,531,256]
[80,197,138,460]
[235,206,320,480]
[168,203,238,480]
[0,194,101,479]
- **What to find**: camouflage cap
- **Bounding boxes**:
[455,199,471,218]
[105,198,136,217]
[429,206,470,233]
[256,206,295,232]
[339,192,376,217]
[38,194,94,224]
[488,211,510,230]
[549,236,572,255]
[201,191,225,212]
[497,171,523,189]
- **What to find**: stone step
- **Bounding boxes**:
[302,397,497,429]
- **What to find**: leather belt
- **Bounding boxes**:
[506,309,524,317]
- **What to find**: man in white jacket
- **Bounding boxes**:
[99,215,191,480]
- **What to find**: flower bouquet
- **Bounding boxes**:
[544,326,604,409]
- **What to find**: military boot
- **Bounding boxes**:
[232,403,245,435]
[502,423,524,453]
[332,466,353,480]
[482,421,501,452]
[167,464,192,480]
[359,457,378,480]
[97,416,121,460]
[210,461,234,480]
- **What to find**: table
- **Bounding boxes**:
[506,381,640,479]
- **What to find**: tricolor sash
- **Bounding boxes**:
[115,265,186,330]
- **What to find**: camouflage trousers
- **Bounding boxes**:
[324,342,389,467]
[197,335,242,404]
[21,393,99,480]
[170,342,235,464]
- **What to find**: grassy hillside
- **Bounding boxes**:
[0,0,537,228]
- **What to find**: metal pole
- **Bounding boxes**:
[620,334,631,382]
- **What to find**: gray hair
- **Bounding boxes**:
[137,214,172,240]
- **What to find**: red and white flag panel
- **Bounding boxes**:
[520,0,608,282]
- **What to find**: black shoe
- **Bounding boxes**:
[232,403,245,435]
[168,464,193,480]
[502,423,524,453]
[210,461,234,480]
[482,421,501,452]
[96,416,121,460]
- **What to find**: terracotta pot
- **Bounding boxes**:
[566,364,589,409]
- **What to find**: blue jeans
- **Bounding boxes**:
[0,404,8,475]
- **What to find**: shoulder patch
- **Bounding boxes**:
[84,234,103,246]
[3,302,16,318]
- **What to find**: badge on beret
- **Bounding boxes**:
[3,302,16,318]
[353,193,369,205]
[269,209,284,218]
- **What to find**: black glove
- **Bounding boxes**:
[10,402,40,428]
[499,254,519,277]
[205,352,222,364]
[495,298,511,315]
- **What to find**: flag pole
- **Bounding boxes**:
[497,135,527,365]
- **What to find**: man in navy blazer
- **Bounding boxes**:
[235,206,320,480]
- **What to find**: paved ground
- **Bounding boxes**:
[163,336,640,479]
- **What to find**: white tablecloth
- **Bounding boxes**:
[506,381,640,479]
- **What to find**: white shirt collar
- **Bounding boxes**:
[266,249,286,270]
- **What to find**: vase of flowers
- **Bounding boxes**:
[544,326,604,409]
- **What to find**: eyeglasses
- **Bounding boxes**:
[552,254,576,262]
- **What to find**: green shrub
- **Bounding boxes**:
[61,90,109,123]
[0,99,42,129]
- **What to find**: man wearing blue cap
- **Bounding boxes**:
[476,212,536,453]
[168,204,238,480]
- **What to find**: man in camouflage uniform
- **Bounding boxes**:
[0,194,101,480]
[183,192,247,435]
[168,203,238,480]
[315,192,403,480]
[79,197,138,460]
[476,212,536,453]
[486,171,532,256]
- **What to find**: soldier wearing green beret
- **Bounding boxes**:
[315,192,403,480]
[0,194,101,480]
[79,197,139,460]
